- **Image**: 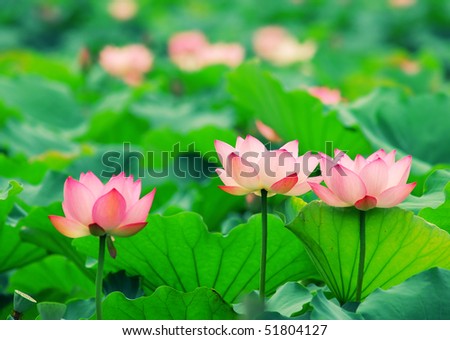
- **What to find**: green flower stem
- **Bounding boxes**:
[260,189,268,304]
[95,235,106,320]
[355,210,366,302]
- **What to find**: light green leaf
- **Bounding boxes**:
[349,89,450,173]
[310,291,362,320]
[266,282,312,317]
[400,169,450,213]
[288,202,450,302]
[103,287,237,320]
[419,177,450,234]
[358,268,450,320]
[74,212,318,303]
[227,62,372,157]
[18,203,95,281]
[7,255,95,302]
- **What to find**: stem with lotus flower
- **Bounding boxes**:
[355,210,366,302]
[260,189,268,305]
[95,235,106,320]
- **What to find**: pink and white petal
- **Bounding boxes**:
[354,155,367,173]
[92,189,127,230]
[377,182,417,208]
[270,173,298,194]
[238,135,267,155]
[383,150,397,167]
[63,177,95,226]
[359,158,389,197]
[216,168,239,186]
[367,149,386,162]
[110,222,148,237]
[121,188,156,226]
[285,176,321,196]
[214,140,235,165]
[79,172,104,198]
[297,152,320,180]
[218,185,252,196]
[387,155,412,187]
[273,151,297,180]
[235,136,245,149]
[103,173,135,205]
[309,182,350,207]
[355,196,378,211]
[334,149,355,171]
[49,215,90,238]
[329,165,367,204]
[130,179,142,204]
[280,140,299,156]
[230,153,261,190]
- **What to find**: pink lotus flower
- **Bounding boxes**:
[252,26,316,66]
[215,135,321,197]
[99,44,153,86]
[49,172,156,238]
[107,0,138,21]
[168,30,245,71]
[309,149,416,210]
[308,87,341,105]
[255,120,282,143]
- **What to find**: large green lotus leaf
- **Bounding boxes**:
[0,120,79,156]
[7,255,95,303]
[0,179,22,225]
[74,212,318,303]
[419,182,450,234]
[349,89,450,173]
[0,180,46,273]
[310,291,362,320]
[18,203,95,281]
[400,169,450,213]
[288,202,450,302]
[265,282,312,317]
[358,268,450,320]
[0,154,48,185]
[103,287,237,320]
[0,51,81,88]
[0,76,83,130]
[227,62,372,157]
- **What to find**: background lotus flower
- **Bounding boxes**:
[49,172,156,238]
[107,0,138,21]
[99,44,154,86]
[168,30,245,71]
[215,135,321,197]
[255,120,282,143]
[252,25,316,66]
[310,149,416,210]
[308,87,341,105]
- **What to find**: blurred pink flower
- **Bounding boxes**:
[215,135,321,196]
[255,120,282,143]
[49,172,156,238]
[308,87,341,105]
[107,0,138,21]
[168,30,244,71]
[252,26,316,66]
[99,44,154,86]
[389,0,416,8]
[309,149,416,211]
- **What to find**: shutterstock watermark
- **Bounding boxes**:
[100,142,346,179]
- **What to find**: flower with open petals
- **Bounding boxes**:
[168,30,245,71]
[308,87,341,105]
[215,135,321,196]
[252,26,316,66]
[99,44,153,86]
[309,149,416,210]
[49,172,156,238]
